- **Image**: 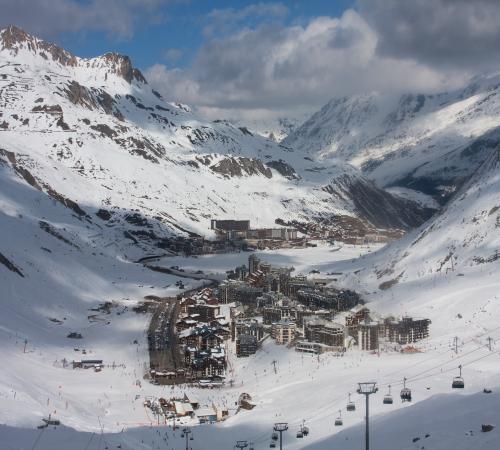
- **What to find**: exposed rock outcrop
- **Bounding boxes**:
[211,157,272,178]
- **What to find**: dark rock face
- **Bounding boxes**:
[64,81,94,108]
[266,160,299,180]
[238,126,253,136]
[99,53,147,84]
[96,209,113,221]
[63,81,124,120]
[326,175,435,230]
[56,116,70,130]
[0,251,24,277]
[31,104,63,114]
[39,221,79,249]
[211,157,273,178]
[124,213,150,227]
[90,124,117,138]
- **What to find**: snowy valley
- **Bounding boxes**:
[0,22,499,450]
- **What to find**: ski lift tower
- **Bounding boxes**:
[273,423,288,450]
[182,427,193,450]
[357,382,378,450]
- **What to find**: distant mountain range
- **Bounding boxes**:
[285,76,500,205]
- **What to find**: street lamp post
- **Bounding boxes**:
[274,423,288,450]
[357,382,378,450]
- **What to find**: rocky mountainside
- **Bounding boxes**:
[0,26,430,259]
[285,77,500,205]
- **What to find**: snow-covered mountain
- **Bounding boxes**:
[0,25,430,258]
[285,78,500,204]
[329,144,500,336]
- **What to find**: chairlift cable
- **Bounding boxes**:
[234,333,500,445]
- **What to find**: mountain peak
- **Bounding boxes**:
[0,25,77,67]
[0,25,146,84]
[91,51,147,84]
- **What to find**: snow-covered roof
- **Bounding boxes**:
[196,407,216,417]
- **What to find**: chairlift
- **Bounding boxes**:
[452,364,465,389]
[334,410,343,426]
[270,442,276,448]
[271,432,278,441]
[296,431,304,438]
[346,393,356,411]
[383,385,393,405]
[302,426,309,436]
[400,378,412,402]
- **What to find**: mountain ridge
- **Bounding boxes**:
[0,25,431,259]
[285,76,500,205]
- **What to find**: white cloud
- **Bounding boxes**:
[146,9,461,120]
[162,47,183,63]
[203,2,288,37]
[359,0,500,70]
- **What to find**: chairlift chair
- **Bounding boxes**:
[346,393,356,411]
[271,432,278,441]
[302,426,309,436]
[296,431,304,438]
[400,378,412,402]
[334,410,343,426]
[452,365,465,389]
[270,442,276,448]
[383,385,393,404]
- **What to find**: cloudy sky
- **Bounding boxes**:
[2,0,500,121]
